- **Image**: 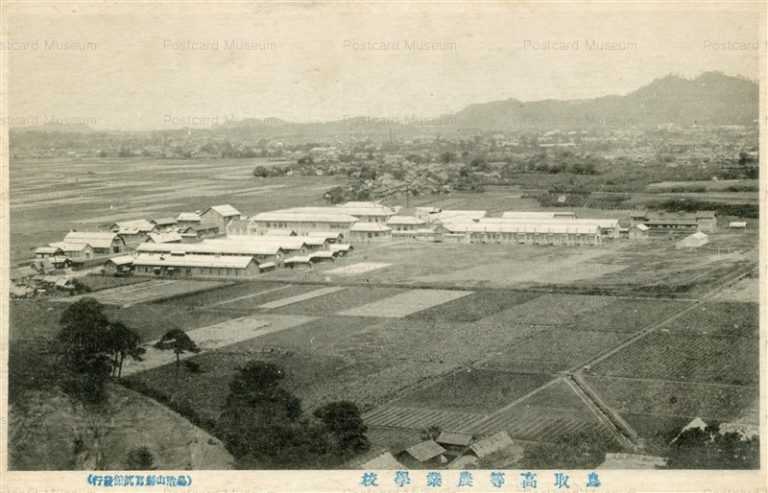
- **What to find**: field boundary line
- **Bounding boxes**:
[566,374,638,449]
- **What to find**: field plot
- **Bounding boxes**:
[590,333,758,385]
[465,380,608,440]
[338,289,473,318]
[392,368,552,413]
[663,302,758,337]
[52,279,229,306]
[325,262,391,276]
[190,284,325,312]
[479,328,625,374]
[407,290,542,322]
[363,406,486,433]
[270,286,406,316]
[569,298,693,333]
[584,375,757,422]
[257,286,346,310]
[121,313,314,376]
[711,277,758,303]
[486,294,614,325]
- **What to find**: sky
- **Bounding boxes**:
[7,2,764,130]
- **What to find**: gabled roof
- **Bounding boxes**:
[133,253,255,269]
[502,211,575,220]
[283,255,312,264]
[137,239,282,257]
[50,241,92,252]
[405,440,446,462]
[309,250,335,259]
[307,231,343,239]
[225,235,308,251]
[106,255,135,266]
[151,217,178,226]
[436,431,473,447]
[443,222,599,235]
[177,212,201,222]
[469,431,515,458]
[206,204,241,218]
[64,231,121,249]
[148,232,183,243]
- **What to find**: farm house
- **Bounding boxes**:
[176,212,202,227]
[387,215,427,232]
[48,241,95,261]
[132,253,263,279]
[63,231,125,254]
[137,239,284,264]
[200,204,243,232]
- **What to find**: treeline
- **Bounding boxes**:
[48,298,371,469]
[647,198,758,218]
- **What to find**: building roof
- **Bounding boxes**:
[303,236,329,246]
[307,231,343,240]
[50,241,92,252]
[329,243,352,252]
[64,231,121,249]
[206,204,242,217]
[133,253,254,269]
[480,217,619,229]
[35,246,63,254]
[443,222,599,235]
[635,224,649,231]
[501,211,575,219]
[350,222,392,232]
[138,240,283,257]
[729,221,747,228]
[147,232,183,243]
[436,431,473,447]
[264,229,297,236]
[433,210,487,222]
[283,255,312,264]
[106,255,135,266]
[112,219,156,233]
[469,431,515,458]
[358,452,406,470]
[405,440,446,462]
[251,211,358,224]
[310,250,335,259]
[151,217,178,226]
[387,215,426,225]
[696,210,716,218]
[225,235,308,251]
[177,212,201,222]
[646,219,699,226]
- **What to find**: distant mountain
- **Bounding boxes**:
[211,72,757,138]
[440,71,758,131]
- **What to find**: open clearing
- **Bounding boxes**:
[52,279,228,306]
[710,278,759,303]
[338,289,473,318]
[325,262,391,276]
[121,313,314,376]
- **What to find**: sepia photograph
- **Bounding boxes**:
[2,0,765,489]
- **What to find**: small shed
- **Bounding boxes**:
[729,221,747,229]
[469,431,517,459]
[283,256,313,269]
[104,255,135,276]
[436,432,473,450]
[400,440,447,467]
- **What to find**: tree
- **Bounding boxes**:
[56,298,113,402]
[420,425,442,441]
[154,329,200,372]
[313,401,370,455]
[105,322,145,378]
[666,425,759,469]
[126,446,155,470]
[520,430,618,469]
[253,165,270,178]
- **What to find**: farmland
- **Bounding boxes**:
[8,155,761,468]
